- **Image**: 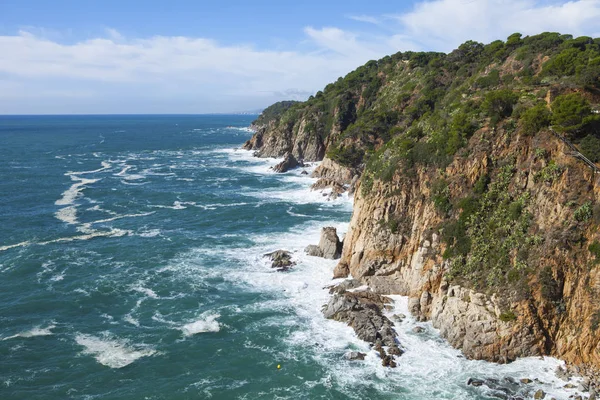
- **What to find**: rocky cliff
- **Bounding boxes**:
[245,32,600,372]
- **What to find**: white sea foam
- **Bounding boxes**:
[55,205,79,225]
[55,176,99,206]
[180,312,221,336]
[66,161,111,175]
[226,126,254,132]
[131,284,159,299]
[138,229,162,238]
[75,333,156,368]
[0,241,32,252]
[2,325,56,341]
[123,314,140,327]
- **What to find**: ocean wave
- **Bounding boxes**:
[65,161,111,176]
[180,312,221,336]
[75,333,156,368]
[0,229,131,252]
[130,283,159,299]
[2,324,56,341]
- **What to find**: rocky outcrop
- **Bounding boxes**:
[309,157,360,199]
[243,117,326,162]
[272,152,303,173]
[323,281,402,367]
[336,128,600,368]
[305,227,343,259]
[264,250,295,272]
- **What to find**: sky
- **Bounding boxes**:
[1,0,599,114]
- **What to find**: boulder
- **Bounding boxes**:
[412,326,425,334]
[305,245,323,257]
[333,262,350,278]
[533,389,545,399]
[264,250,295,272]
[392,314,407,322]
[318,227,343,259]
[272,152,303,173]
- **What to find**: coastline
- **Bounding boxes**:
[240,144,592,400]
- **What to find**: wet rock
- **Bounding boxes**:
[322,290,401,367]
[328,279,362,294]
[533,389,545,399]
[388,345,403,356]
[272,152,303,173]
[305,245,323,257]
[264,250,295,271]
[300,170,308,175]
[467,378,485,387]
[412,326,425,334]
[520,378,532,384]
[392,313,406,322]
[556,366,571,381]
[579,380,590,392]
[382,355,397,368]
[344,351,366,361]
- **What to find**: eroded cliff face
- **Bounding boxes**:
[244,116,326,162]
[336,127,600,368]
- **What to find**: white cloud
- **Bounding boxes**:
[347,15,381,24]
[395,0,600,51]
[0,0,599,113]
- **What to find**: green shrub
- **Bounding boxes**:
[588,240,600,263]
[520,103,552,135]
[574,201,593,222]
[431,179,451,214]
[499,311,517,322]
[508,201,523,220]
[483,89,520,123]
[475,69,500,88]
[551,93,592,135]
[473,173,490,194]
[534,160,564,183]
[578,134,600,163]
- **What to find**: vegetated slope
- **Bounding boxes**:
[246,32,600,369]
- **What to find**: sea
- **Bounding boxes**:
[0,115,584,399]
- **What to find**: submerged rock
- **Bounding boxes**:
[344,351,366,361]
[412,326,425,334]
[467,378,485,387]
[264,250,295,272]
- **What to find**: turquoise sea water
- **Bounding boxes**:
[0,115,582,399]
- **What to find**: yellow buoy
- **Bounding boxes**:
[277,364,281,369]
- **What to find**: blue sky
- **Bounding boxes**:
[1,0,599,114]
